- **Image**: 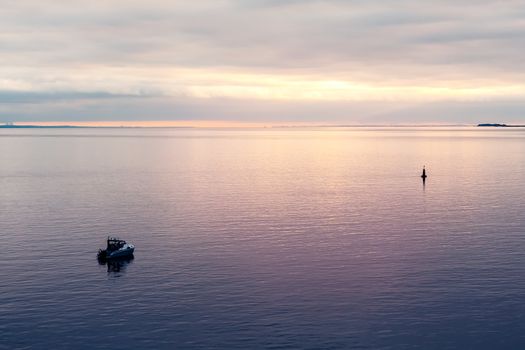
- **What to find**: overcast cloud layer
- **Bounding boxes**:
[1,0,524,124]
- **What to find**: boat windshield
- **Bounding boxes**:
[106,237,126,251]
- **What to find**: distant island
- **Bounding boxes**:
[478,123,525,127]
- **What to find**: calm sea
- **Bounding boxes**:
[1,127,525,349]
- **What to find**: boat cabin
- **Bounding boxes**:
[106,237,127,252]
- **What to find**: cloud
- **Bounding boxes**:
[2,94,524,126]
[0,0,524,123]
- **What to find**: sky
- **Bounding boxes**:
[1,0,525,125]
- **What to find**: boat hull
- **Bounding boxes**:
[107,246,135,259]
[97,239,135,261]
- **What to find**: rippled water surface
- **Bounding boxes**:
[1,127,525,349]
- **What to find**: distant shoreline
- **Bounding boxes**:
[477,123,525,127]
[0,125,84,129]
[1,123,524,129]
[0,124,193,129]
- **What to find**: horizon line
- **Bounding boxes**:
[0,121,482,129]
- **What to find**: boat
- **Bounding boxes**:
[97,237,135,260]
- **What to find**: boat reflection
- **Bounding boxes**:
[98,255,134,274]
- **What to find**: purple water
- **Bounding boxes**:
[1,127,525,349]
